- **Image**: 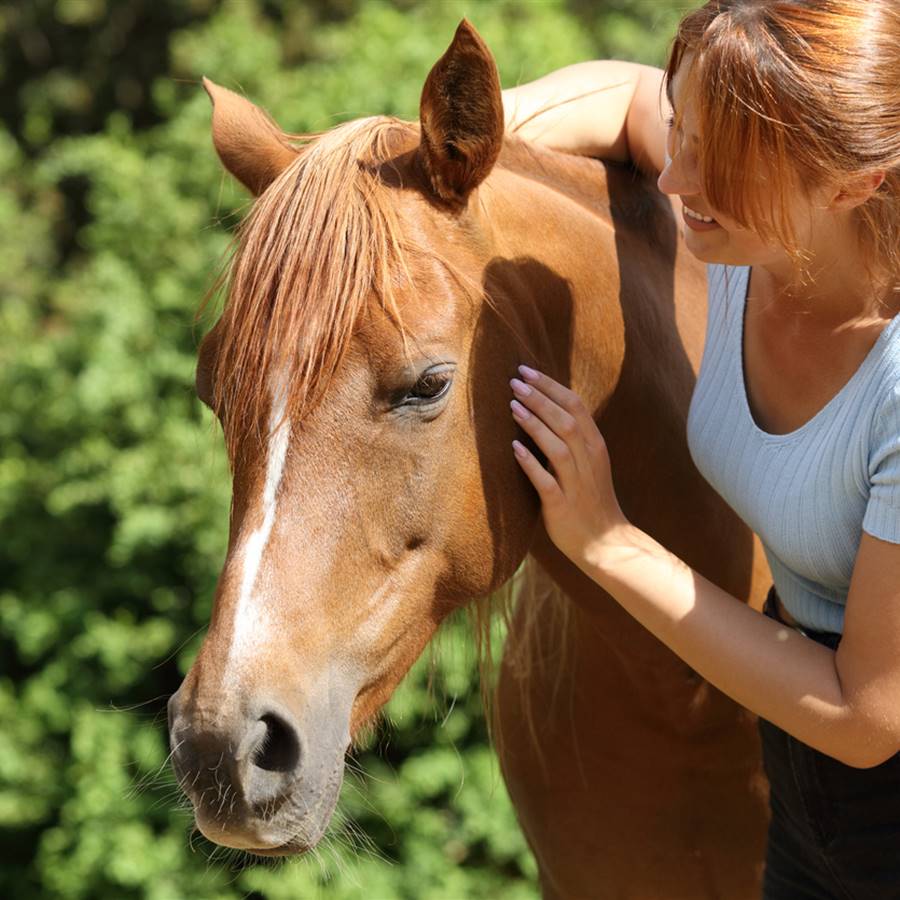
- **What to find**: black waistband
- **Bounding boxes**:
[763,586,842,651]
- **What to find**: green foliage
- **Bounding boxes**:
[1,1,684,897]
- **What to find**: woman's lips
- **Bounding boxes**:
[682,203,721,232]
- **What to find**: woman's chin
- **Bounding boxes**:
[682,227,757,267]
[682,225,727,262]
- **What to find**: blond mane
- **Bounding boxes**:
[210,116,427,460]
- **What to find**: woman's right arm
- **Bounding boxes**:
[501,61,670,179]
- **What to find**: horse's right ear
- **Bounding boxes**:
[418,20,504,207]
[202,78,299,196]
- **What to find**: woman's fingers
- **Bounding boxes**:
[512,439,562,505]
[510,378,580,441]
[510,375,595,479]
[509,367,625,563]
[510,396,580,490]
[516,365,602,452]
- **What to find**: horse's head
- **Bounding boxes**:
[168,20,550,854]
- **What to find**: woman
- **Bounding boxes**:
[502,1,900,897]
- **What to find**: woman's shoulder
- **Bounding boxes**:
[870,312,900,400]
[865,318,900,472]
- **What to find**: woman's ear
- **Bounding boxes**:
[829,170,887,211]
[417,19,504,207]
[202,78,299,195]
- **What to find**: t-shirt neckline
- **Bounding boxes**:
[737,265,900,442]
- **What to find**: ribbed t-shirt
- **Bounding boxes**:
[687,265,900,633]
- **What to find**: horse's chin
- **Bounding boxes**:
[196,808,333,858]
[192,760,343,857]
[243,839,311,857]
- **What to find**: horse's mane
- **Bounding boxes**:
[210,115,433,460]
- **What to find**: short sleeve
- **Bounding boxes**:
[863,381,900,543]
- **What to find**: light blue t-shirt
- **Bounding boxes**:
[687,264,900,633]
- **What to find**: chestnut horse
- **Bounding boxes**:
[168,20,771,899]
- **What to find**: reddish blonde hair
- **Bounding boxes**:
[208,117,417,462]
[666,0,900,282]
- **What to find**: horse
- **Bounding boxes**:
[167,20,771,899]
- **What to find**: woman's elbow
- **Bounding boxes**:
[837,718,900,769]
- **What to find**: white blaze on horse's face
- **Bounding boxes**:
[221,367,417,686]
[224,383,290,686]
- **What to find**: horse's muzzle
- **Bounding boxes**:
[167,687,345,853]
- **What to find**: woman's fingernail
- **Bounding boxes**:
[512,439,527,458]
[518,364,539,382]
[510,378,532,397]
[510,399,530,419]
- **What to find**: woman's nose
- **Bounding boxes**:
[657,150,700,198]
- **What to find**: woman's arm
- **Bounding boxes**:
[588,525,900,770]
[509,367,900,769]
[501,61,670,177]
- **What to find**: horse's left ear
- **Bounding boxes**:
[418,19,504,206]
[202,78,299,196]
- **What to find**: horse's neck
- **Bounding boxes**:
[484,139,702,419]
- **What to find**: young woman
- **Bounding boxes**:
[502,1,900,896]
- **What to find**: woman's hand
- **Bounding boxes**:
[509,365,630,569]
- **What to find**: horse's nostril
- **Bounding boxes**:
[253,712,300,773]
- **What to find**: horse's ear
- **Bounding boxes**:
[418,19,504,206]
[202,78,299,196]
[195,323,220,412]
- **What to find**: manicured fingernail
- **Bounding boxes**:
[518,364,539,382]
[510,399,530,419]
[510,378,532,397]
[512,439,527,458]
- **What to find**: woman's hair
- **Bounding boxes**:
[666,0,900,285]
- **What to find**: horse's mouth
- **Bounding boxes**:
[203,821,324,858]
[183,732,346,859]
[246,840,307,857]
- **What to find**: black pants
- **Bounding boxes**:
[759,588,900,899]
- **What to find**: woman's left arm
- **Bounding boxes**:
[509,366,900,769]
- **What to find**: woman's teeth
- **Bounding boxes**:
[684,205,716,224]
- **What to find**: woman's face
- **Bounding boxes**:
[657,58,833,271]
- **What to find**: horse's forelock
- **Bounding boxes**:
[207,116,425,462]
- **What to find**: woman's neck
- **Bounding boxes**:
[758,224,899,328]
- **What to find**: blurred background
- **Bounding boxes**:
[1,1,684,897]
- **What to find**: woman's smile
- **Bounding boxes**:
[682,202,721,231]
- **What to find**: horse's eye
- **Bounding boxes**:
[398,366,454,407]
[410,372,451,401]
